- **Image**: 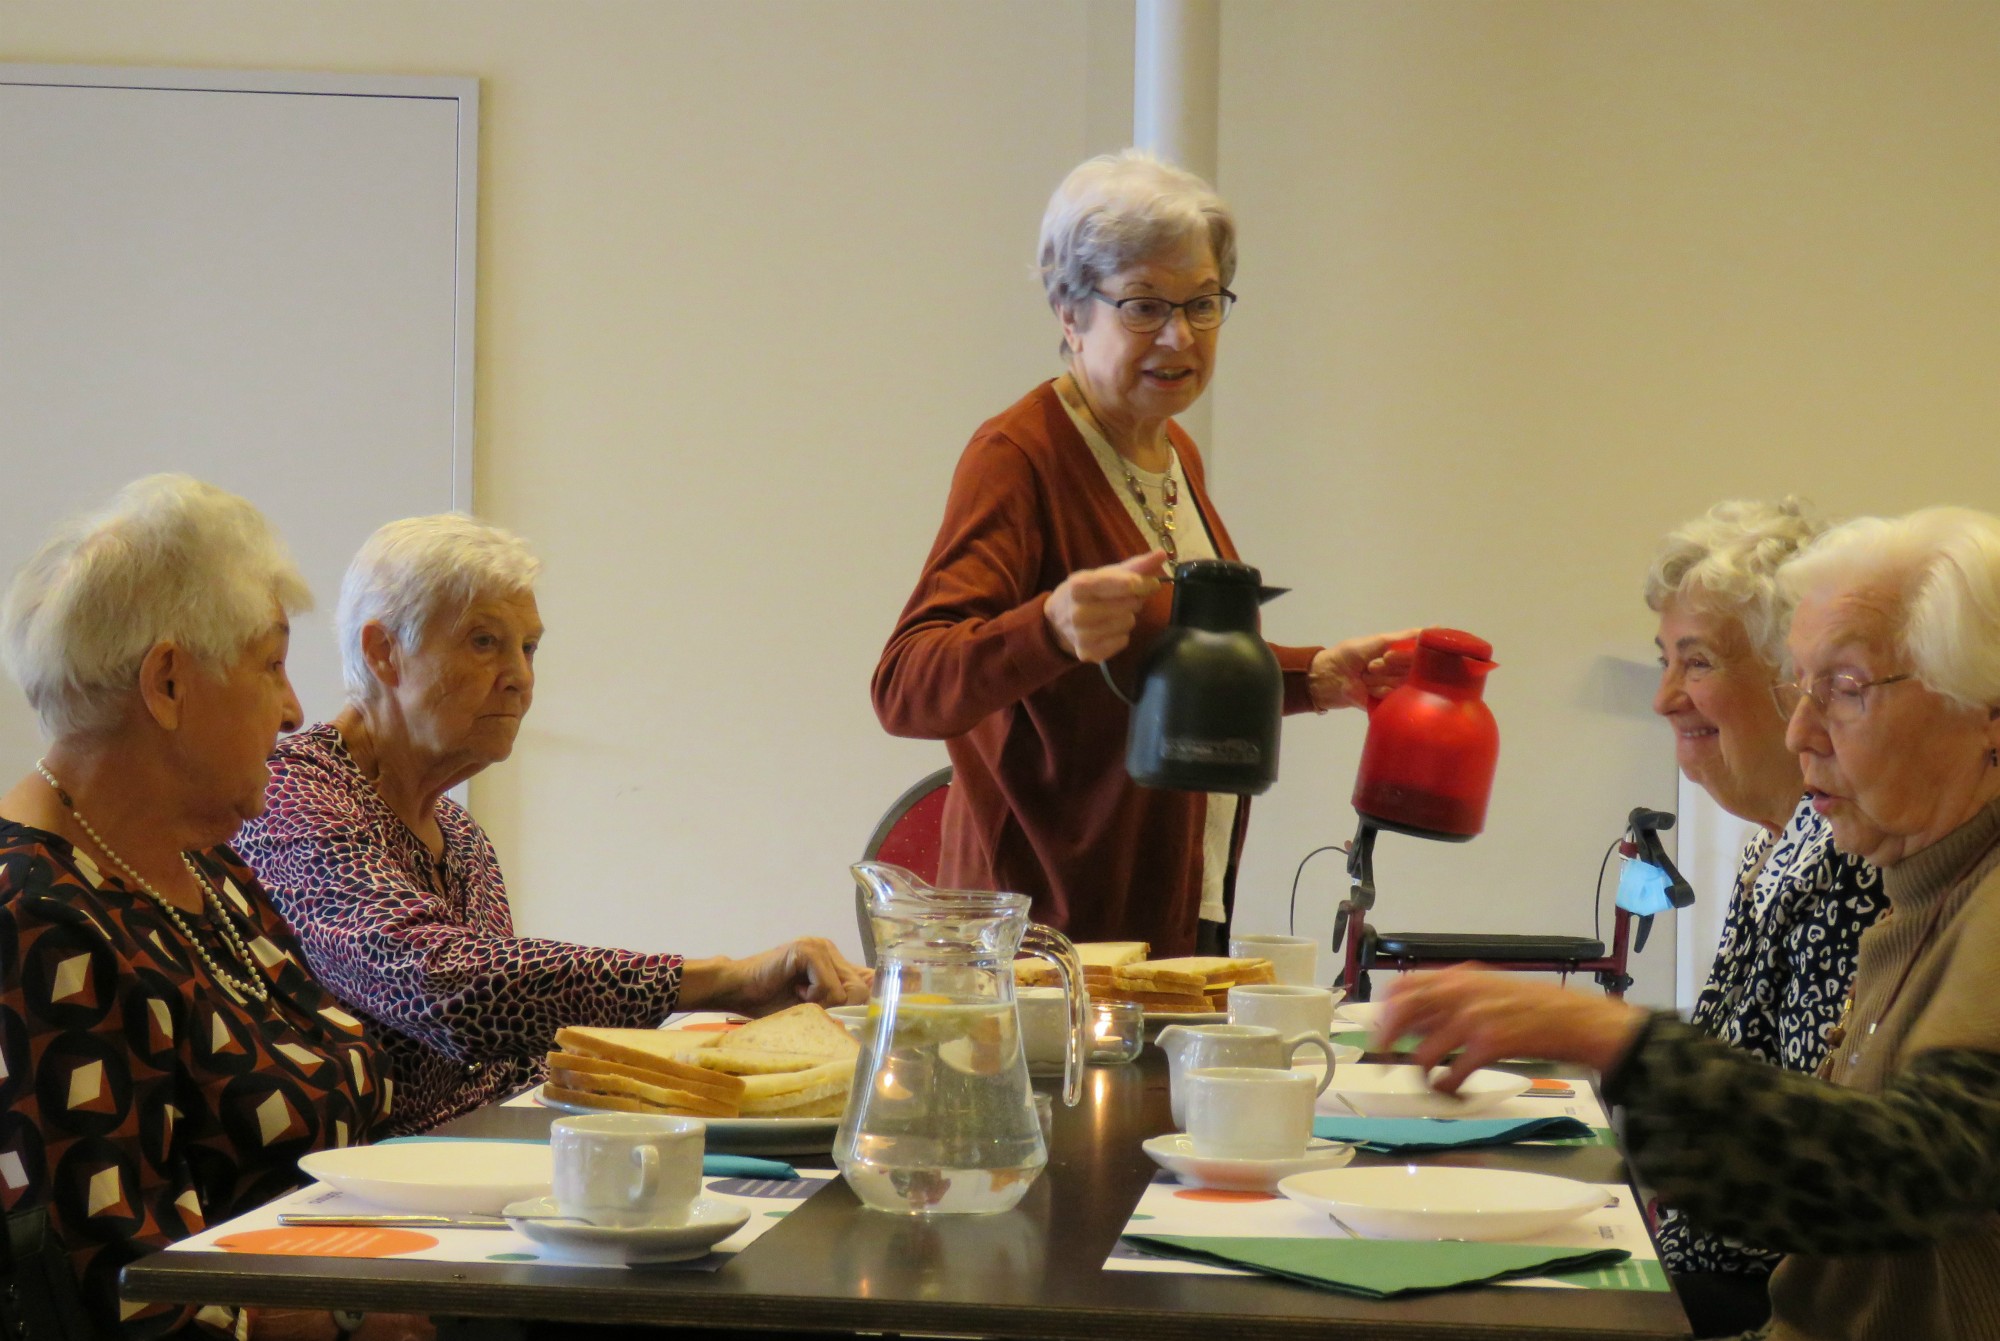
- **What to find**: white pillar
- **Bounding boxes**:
[1134,0,1221,455]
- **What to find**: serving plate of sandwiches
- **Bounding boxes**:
[1016,944,1275,1021]
[537,1004,860,1153]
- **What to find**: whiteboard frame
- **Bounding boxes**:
[0,62,480,512]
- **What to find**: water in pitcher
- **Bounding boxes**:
[840,1000,1046,1215]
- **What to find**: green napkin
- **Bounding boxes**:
[1123,1234,1629,1298]
[1311,1115,1593,1153]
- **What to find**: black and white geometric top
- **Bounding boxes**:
[1654,794,1885,1277]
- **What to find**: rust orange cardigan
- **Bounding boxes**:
[872,381,1321,956]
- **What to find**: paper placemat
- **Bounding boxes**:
[168,1171,833,1271]
[1105,1174,1665,1292]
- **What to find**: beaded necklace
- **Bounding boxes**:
[36,760,271,1005]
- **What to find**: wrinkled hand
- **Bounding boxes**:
[1045,550,1169,663]
[717,938,872,1015]
[1377,967,1648,1094]
[1309,628,1420,710]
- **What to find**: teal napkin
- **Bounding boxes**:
[1123,1234,1629,1298]
[377,1135,797,1179]
[1310,1116,1592,1153]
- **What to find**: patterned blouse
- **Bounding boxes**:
[235,724,684,1135]
[1655,795,1884,1278]
[0,822,387,1337]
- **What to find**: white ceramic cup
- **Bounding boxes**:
[551,1113,705,1228]
[1228,933,1320,986]
[1182,1066,1318,1160]
[1017,986,1081,1073]
[1229,983,1339,1038]
[1158,1023,1339,1127]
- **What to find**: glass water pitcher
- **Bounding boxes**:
[836,862,1084,1215]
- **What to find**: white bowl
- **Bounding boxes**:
[1319,1063,1530,1119]
[298,1141,552,1215]
[1278,1165,1612,1241]
[1141,1133,1353,1192]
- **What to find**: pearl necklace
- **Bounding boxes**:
[36,760,271,1005]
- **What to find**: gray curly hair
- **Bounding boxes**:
[1,474,311,739]
[1037,148,1236,348]
[1643,498,1830,667]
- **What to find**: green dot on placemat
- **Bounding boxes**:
[487,1253,540,1262]
[764,1210,790,1218]
[1128,1213,1155,1221]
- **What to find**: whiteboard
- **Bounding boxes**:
[0,65,476,761]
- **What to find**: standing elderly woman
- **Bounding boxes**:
[0,477,398,1339]
[1383,506,2000,1341]
[1644,499,1885,1336]
[236,516,870,1135]
[873,150,1407,956]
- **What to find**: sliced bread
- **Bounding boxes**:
[542,1070,738,1118]
[721,1004,859,1062]
[545,1049,745,1101]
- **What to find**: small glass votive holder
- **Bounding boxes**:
[1087,999,1144,1064]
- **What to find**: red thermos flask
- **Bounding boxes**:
[1351,628,1499,840]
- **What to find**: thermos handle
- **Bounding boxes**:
[1020,923,1086,1107]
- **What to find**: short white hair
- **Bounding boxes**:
[1643,498,1829,667]
[337,514,541,704]
[1779,506,2000,712]
[1037,149,1237,339]
[1,474,311,739]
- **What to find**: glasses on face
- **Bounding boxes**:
[1772,670,1914,722]
[1091,288,1236,333]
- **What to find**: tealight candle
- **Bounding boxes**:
[1088,999,1144,1064]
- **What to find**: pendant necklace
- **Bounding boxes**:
[1061,375,1180,563]
[36,760,271,1005]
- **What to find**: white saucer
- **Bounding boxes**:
[1141,1133,1354,1192]
[501,1195,750,1264]
[1319,1063,1531,1118]
[1278,1166,1611,1241]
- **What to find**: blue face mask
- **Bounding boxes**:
[1615,858,1676,918]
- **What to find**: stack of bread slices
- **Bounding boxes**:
[1014,941,1150,997]
[1095,955,1276,1013]
[548,1003,860,1119]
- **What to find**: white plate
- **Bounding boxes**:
[298,1142,552,1216]
[1318,1063,1530,1119]
[1331,1001,1385,1031]
[533,1088,842,1153]
[503,1194,749,1264]
[1279,1166,1612,1241]
[1141,1133,1353,1192]
[1142,1009,1228,1025]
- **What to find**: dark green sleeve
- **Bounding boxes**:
[1604,1015,2000,1255]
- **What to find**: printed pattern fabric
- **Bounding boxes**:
[1655,797,1884,1278]
[0,821,387,1337]
[1611,1016,2000,1256]
[235,724,683,1134]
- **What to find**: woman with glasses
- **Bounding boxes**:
[873,150,1407,956]
[1644,500,1885,1336]
[1382,506,2000,1341]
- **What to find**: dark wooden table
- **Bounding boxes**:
[123,1050,1691,1340]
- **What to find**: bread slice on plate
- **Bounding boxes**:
[737,1060,855,1114]
[1016,941,1149,988]
[544,1048,745,1102]
[1112,955,1275,992]
[719,1004,859,1062]
[544,1061,740,1117]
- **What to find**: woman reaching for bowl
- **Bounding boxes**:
[1383,506,2000,1341]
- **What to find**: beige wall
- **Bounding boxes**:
[1215,1,2000,1003]
[4,2,1996,1006]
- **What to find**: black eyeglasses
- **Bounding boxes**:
[1091,289,1236,334]
[1772,671,1914,722]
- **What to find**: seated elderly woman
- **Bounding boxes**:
[0,476,401,1339]
[1383,506,2000,1341]
[236,516,870,1135]
[873,149,1408,957]
[1644,499,1885,1335]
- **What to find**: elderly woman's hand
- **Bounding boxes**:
[681,940,873,1017]
[1308,629,1420,710]
[1378,967,1649,1093]
[1045,549,1169,663]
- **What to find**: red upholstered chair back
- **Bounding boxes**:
[855,766,952,965]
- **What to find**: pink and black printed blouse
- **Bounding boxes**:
[0,822,387,1337]
[235,724,683,1134]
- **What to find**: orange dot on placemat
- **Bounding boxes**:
[216,1226,437,1258]
[1171,1188,1276,1204]
[682,1021,742,1033]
